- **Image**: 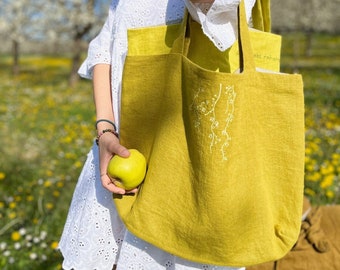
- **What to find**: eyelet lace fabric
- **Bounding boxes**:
[59,143,126,269]
[117,232,244,270]
[186,0,255,51]
[60,0,254,269]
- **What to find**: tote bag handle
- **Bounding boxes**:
[173,0,256,73]
[237,0,256,72]
[252,0,271,32]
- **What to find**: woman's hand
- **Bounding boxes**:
[98,132,138,194]
[92,64,138,194]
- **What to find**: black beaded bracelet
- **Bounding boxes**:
[95,119,117,132]
[96,129,119,145]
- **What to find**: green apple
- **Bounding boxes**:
[107,149,147,190]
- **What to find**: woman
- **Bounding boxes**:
[59,0,256,269]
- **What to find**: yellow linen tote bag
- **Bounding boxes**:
[115,1,305,267]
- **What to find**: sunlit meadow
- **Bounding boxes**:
[0,56,94,269]
[0,33,339,269]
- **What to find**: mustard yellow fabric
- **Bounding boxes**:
[252,0,271,32]
[187,20,281,73]
[115,1,304,267]
[127,19,281,73]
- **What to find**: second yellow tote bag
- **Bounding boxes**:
[115,1,305,267]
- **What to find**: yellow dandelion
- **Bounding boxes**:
[0,172,5,180]
[307,172,321,182]
[61,136,72,144]
[53,190,60,197]
[332,154,340,167]
[26,195,34,202]
[8,212,17,219]
[0,201,4,208]
[9,202,16,209]
[304,188,316,196]
[326,190,335,199]
[56,181,64,188]
[44,180,52,188]
[320,174,335,189]
[45,203,54,210]
[50,241,59,250]
[65,152,75,159]
[325,121,334,129]
[320,164,334,175]
[46,170,53,177]
[305,163,315,172]
[74,160,82,168]
[305,147,312,155]
[11,231,21,241]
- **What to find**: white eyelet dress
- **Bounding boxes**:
[58,0,255,269]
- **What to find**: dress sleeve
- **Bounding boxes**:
[184,0,256,51]
[78,1,119,79]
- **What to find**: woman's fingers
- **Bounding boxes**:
[110,142,130,158]
[98,134,133,194]
[101,174,138,194]
[101,132,130,158]
[100,174,126,194]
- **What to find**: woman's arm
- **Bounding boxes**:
[93,64,137,194]
[93,64,115,125]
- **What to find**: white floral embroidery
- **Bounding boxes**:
[190,83,236,161]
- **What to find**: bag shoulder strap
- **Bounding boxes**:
[252,0,271,32]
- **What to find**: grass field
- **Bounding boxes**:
[0,32,339,269]
[280,33,340,204]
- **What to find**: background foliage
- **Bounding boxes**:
[0,56,94,269]
[280,33,340,204]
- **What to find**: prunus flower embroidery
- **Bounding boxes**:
[190,83,236,161]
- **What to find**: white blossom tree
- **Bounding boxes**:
[0,0,45,74]
[271,0,340,59]
[0,0,108,81]
[42,0,109,85]
[271,0,340,34]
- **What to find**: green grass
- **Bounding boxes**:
[0,32,340,269]
[0,55,94,269]
[280,33,340,204]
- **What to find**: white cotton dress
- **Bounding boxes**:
[58,0,255,269]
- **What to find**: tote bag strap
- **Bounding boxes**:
[252,0,271,32]
[173,0,256,73]
[238,0,256,72]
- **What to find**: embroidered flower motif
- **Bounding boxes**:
[190,83,236,161]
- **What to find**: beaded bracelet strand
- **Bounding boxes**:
[95,119,117,132]
[96,129,119,145]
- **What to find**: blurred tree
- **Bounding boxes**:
[271,0,340,68]
[0,0,45,75]
[0,0,108,82]
[41,0,109,86]
[43,0,108,85]
[271,0,340,34]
